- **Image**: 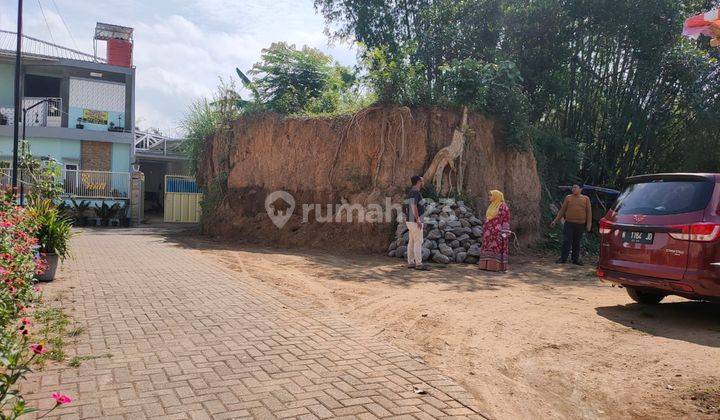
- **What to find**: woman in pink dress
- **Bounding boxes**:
[479,190,511,271]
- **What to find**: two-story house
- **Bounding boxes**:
[0,22,135,198]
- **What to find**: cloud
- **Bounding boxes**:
[1,0,358,134]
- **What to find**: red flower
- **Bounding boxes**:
[51,393,72,405]
[30,343,47,355]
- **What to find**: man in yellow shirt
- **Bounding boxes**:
[551,184,592,265]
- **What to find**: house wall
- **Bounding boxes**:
[68,78,126,132]
[0,136,81,164]
[111,143,130,172]
[81,140,112,170]
[0,64,14,107]
[0,136,131,172]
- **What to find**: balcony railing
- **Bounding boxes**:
[63,170,130,199]
[134,130,185,157]
[0,168,130,200]
[0,98,62,128]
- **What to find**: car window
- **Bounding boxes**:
[614,181,714,215]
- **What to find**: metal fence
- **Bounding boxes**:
[0,98,62,127]
[165,175,201,193]
[0,168,130,200]
[64,170,130,199]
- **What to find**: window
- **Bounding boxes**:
[24,75,61,98]
[614,181,715,216]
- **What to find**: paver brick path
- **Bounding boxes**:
[23,227,486,419]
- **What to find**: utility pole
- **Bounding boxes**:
[11,0,23,189]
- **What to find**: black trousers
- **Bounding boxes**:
[561,222,585,263]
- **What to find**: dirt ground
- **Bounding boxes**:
[175,234,720,419]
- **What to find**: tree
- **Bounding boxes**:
[315,0,720,186]
[248,42,354,114]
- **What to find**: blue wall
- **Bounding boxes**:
[0,137,81,163]
[69,107,125,132]
[111,143,130,172]
[0,137,130,173]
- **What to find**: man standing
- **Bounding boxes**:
[551,184,592,265]
[405,175,428,270]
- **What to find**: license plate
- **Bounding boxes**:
[622,230,654,244]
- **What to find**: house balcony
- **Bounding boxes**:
[0,98,133,145]
[1,167,130,200]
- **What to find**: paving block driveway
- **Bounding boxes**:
[22,227,486,419]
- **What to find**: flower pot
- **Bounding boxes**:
[37,253,59,282]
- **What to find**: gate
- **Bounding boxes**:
[164,175,202,223]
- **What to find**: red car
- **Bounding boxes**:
[597,173,720,304]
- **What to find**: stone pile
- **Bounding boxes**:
[387,199,484,264]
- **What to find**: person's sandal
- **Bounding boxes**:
[406,263,416,269]
[414,264,430,271]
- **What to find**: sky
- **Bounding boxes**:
[0,0,357,136]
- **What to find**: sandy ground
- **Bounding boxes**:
[174,234,720,419]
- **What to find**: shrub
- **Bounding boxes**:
[362,44,428,106]
[440,59,532,149]
[31,200,72,261]
[182,99,220,176]
[0,189,73,417]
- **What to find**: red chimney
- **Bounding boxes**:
[94,23,134,67]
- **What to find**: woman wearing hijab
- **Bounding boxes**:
[479,190,511,271]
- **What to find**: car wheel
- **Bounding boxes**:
[626,287,665,304]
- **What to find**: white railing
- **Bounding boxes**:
[134,130,185,156]
[63,170,130,199]
[1,168,130,200]
[0,98,62,128]
[0,168,11,189]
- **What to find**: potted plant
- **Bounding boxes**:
[70,199,91,227]
[118,204,131,227]
[33,200,72,282]
[75,117,84,129]
[94,201,120,227]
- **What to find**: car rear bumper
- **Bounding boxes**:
[598,268,720,301]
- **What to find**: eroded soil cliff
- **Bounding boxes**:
[198,106,541,252]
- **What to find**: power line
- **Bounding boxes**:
[37,0,55,45]
[50,0,78,51]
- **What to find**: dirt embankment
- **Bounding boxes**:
[198,106,541,252]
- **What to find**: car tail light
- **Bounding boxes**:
[668,223,720,242]
[599,218,613,235]
[596,268,606,278]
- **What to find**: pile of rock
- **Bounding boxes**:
[387,199,484,264]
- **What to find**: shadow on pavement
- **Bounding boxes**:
[152,227,601,294]
[596,301,720,348]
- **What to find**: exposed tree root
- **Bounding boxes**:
[423,107,469,195]
[328,106,412,190]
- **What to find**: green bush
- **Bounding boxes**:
[182,99,220,176]
[32,201,72,261]
[361,44,428,106]
[440,59,532,149]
